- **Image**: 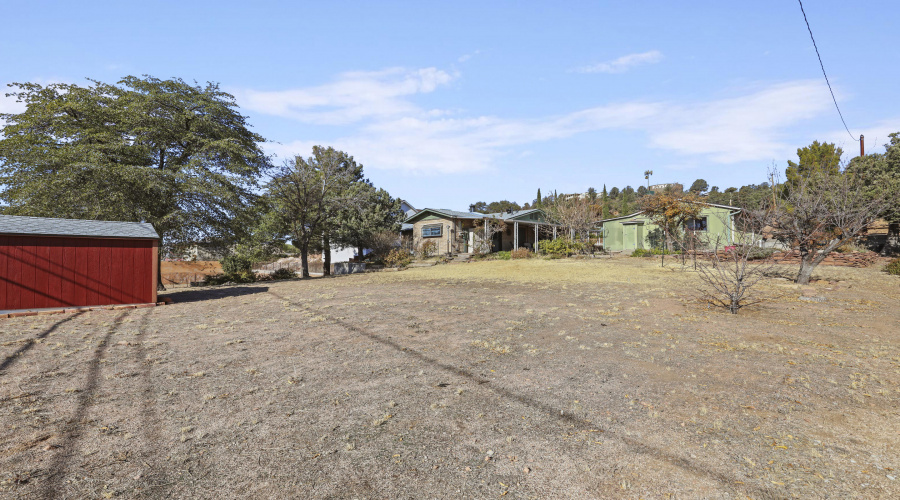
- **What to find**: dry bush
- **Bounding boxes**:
[511,248,531,259]
[384,248,411,268]
[418,240,438,258]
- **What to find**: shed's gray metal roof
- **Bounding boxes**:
[0,215,159,239]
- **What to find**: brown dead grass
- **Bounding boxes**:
[1,258,898,498]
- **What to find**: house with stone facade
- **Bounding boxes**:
[403,208,558,255]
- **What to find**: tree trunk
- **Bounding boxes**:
[157,239,166,291]
[358,243,364,262]
[155,234,166,291]
[300,240,310,278]
[880,222,900,256]
[323,232,331,276]
[796,257,816,285]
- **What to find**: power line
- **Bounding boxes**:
[797,0,858,142]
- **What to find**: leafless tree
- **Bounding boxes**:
[368,229,400,258]
[695,212,774,314]
[547,196,600,252]
[766,169,897,285]
[472,216,507,254]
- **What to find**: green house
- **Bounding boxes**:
[599,203,741,252]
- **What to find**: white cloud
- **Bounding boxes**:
[247,68,839,174]
[576,50,663,74]
[458,49,481,63]
[648,80,833,163]
[233,67,455,125]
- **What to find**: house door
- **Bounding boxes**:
[635,225,644,249]
[623,225,635,250]
[460,231,469,253]
[491,232,502,252]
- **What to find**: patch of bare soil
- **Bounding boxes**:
[1,259,898,498]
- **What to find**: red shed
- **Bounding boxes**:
[0,215,159,311]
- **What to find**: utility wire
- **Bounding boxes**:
[797,0,858,142]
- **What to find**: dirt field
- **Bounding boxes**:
[1,258,899,498]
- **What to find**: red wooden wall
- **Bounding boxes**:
[0,235,155,310]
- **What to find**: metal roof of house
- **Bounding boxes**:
[404,208,547,224]
[486,209,544,220]
[0,215,159,239]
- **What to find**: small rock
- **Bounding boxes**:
[523,467,531,474]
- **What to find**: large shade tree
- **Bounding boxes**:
[0,76,271,284]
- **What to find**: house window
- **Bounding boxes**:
[422,224,442,238]
[686,217,708,231]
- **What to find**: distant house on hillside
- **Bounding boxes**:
[403,208,557,255]
[599,203,740,252]
[649,183,684,194]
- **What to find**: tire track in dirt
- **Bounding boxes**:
[266,289,770,498]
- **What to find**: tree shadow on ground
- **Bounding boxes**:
[42,311,130,498]
[267,290,773,499]
[161,285,270,304]
[0,312,85,375]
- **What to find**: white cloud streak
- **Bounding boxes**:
[243,69,836,174]
[576,50,663,74]
[233,67,454,125]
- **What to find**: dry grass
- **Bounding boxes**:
[0,258,898,498]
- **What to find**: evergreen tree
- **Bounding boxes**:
[601,185,610,219]
[536,188,542,208]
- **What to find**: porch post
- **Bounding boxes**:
[514,221,519,250]
[535,224,539,254]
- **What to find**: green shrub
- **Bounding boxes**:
[539,238,583,257]
[221,254,253,275]
[884,257,900,276]
[270,268,297,280]
[493,251,511,260]
[384,248,411,268]
[510,248,531,259]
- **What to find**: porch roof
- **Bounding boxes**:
[404,208,551,225]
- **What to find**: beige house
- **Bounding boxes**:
[403,208,557,255]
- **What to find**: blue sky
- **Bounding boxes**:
[2,0,898,209]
